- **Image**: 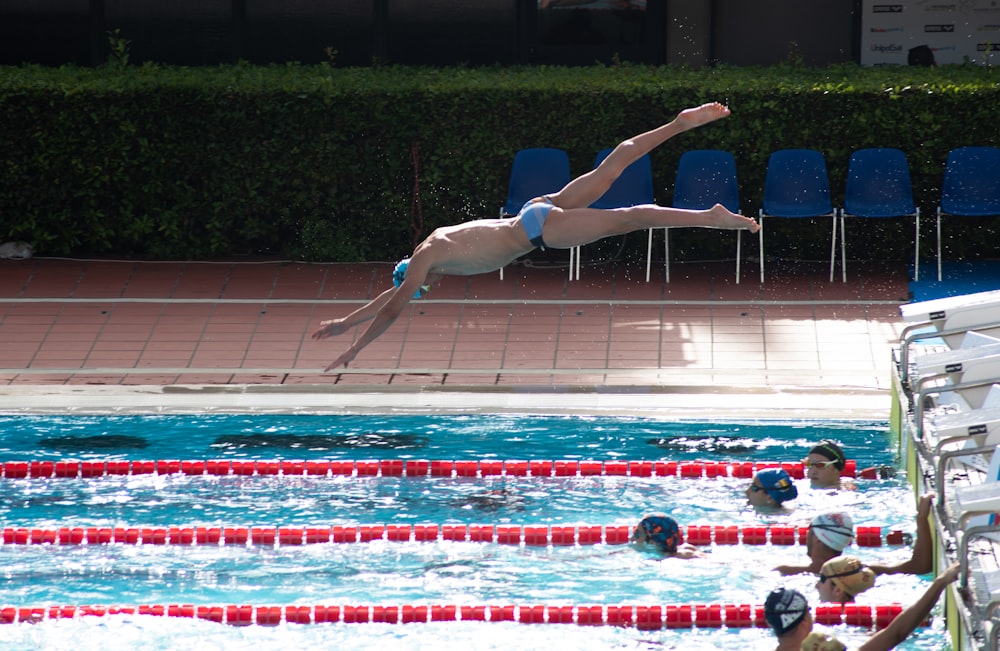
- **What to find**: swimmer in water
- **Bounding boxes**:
[745,467,799,511]
[631,513,704,559]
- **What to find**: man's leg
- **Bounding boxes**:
[541,203,757,250]
[548,102,731,210]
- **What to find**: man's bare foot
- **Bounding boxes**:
[707,203,760,233]
[675,102,731,130]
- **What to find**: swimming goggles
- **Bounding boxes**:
[819,565,863,583]
[803,460,836,469]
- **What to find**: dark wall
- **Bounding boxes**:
[714,0,858,66]
[0,0,95,66]
[384,0,517,66]
[528,1,665,65]
[104,0,233,66]
[242,1,376,66]
[0,0,858,68]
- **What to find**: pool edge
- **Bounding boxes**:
[0,384,891,420]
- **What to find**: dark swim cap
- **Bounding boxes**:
[764,587,808,636]
[635,514,682,553]
[809,440,846,471]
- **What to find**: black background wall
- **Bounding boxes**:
[0,0,856,68]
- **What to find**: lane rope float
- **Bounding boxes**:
[0,602,917,629]
[0,522,909,547]
[0,459,892,480]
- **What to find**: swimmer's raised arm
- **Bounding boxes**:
[869,493,934,576]
[858,562,960,651]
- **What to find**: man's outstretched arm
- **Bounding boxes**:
[321,280,420,371]
[311,287,397,341]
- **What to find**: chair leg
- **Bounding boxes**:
[829,213,838,283]
[936,209,943,282]
[568,247,575,281]
[758,212,765,283]
[664,228,671,284]
[645,228,654,283]
[574,246,580,280]
[839,214,846,283]
[913,208,920,282]
[735,230,741,284]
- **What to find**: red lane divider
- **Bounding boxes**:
[0,459,878,480]
[0,523,906,548]
[0,603,911,629]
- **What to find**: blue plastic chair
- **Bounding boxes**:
[500,148,571,217]
[498,148,571,279]
[580,148,655,280]
[590,148,655,209]
[937,146,1000,281]
[654,150,742,283]
[838,148,920,282]
[758,149,836,283]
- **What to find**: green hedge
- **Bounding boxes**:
[1,62,998,264]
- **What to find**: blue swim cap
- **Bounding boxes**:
[757,468,798,504]
[635,514,682,553]
[392,258,429,299]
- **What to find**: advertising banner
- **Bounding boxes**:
[861,1,1000,65]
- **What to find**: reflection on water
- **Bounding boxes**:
[646,435,757,454]
[40,435,149,451]
[448,487,528,513]
[210,433,429,451]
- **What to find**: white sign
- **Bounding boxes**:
[861,1,1000,66]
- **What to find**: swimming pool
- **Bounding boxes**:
[0,415,947,650]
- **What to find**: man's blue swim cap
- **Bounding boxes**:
[392,258,410,288]
[757,468,798,504]
[392,258,429,299]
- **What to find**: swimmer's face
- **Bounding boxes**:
[815,573,840,603]
[805,453,841,487]
[745,476,775,508]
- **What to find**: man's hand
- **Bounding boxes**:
[773,564,808,576]
[937,561,960,585]
[324,349,357,372]
[312,319,349,340]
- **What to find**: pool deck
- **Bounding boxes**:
[0,256,911,419]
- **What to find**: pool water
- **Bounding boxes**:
[0,415,948,650]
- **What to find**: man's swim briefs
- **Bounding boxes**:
[517,197,553,250]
